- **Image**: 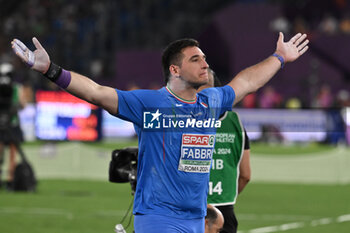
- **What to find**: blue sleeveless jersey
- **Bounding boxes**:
[116,86,235,219]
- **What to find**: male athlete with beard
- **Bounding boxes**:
[12,32,308,232]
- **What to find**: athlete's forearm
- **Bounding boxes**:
[238,176,250,194]
[67,72,119,115]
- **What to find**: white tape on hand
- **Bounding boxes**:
[11,39,35,67]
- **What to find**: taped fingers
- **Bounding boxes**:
[27,50,35,67]
[12,42,27,61]
[11,39,35,67]
[13,39,28,51]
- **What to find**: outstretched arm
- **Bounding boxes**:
[229,32,309,105]
[11,37,119,115]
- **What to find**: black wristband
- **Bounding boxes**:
[44,62,62,82]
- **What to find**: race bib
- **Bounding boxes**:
[178,134,215,173]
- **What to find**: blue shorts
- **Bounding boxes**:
[134,214,205,233]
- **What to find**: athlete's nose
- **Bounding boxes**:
[202,59,209,69]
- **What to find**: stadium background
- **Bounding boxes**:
[1,0,350,232]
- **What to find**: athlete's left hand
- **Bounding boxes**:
[274,32,309,63]
[11,37,50,74]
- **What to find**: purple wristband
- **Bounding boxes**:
[55,69,71,89]
[272,53,285,69]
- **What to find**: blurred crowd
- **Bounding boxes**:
[0,0,349,109]
[270,0,350,36]
[238,85,350,109]
[260,0,350,109]
[0,0,230,88]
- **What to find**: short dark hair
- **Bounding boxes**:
[161,38,199,84]
[205,205,218,226]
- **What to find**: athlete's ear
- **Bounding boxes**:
[169,64,180,77]
[204,219,209,230]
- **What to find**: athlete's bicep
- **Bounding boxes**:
[229,77,250,105]
[98,86,119,115]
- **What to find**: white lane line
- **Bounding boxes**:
[248,222,304,233]
[238,213,315,221]
[239,213,350,233]
[310,218,332,226]
[279,222,305,231]
[337,214,350,223]
[249,225,279,233]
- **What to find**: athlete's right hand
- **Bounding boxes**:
[11,37,50,74]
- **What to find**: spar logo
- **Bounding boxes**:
[143,109,221,129]
[182,134,215,147]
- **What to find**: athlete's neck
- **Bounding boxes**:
[166,82,197,102]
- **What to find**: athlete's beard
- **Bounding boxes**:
[189,82,202,90]
[179,76,207,90]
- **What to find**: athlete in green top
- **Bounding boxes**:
[199,69,251,233]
